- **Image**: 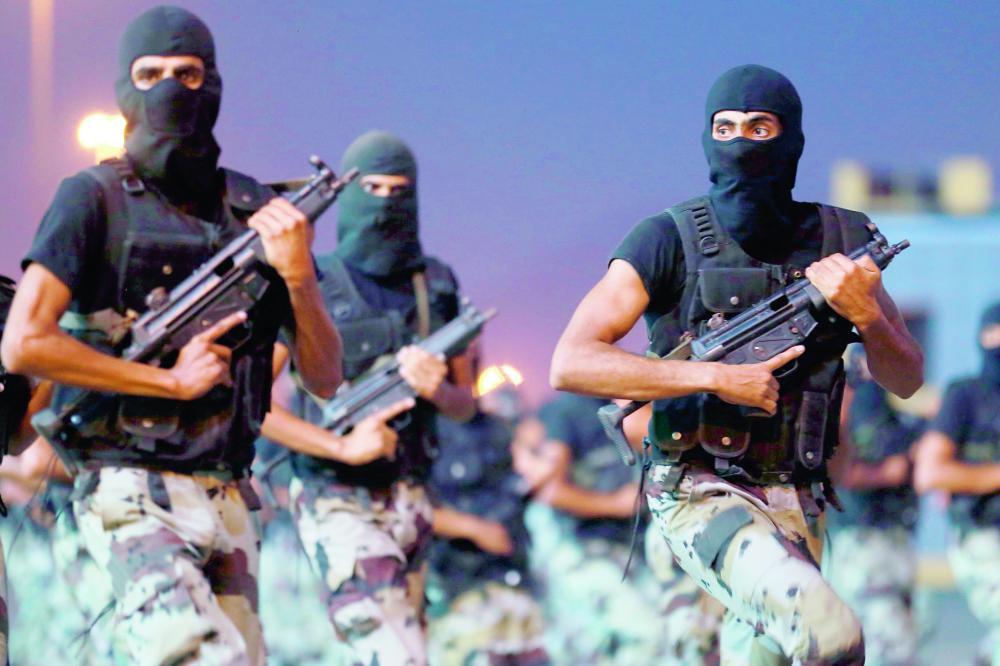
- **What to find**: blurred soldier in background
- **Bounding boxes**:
[825,345,924,665]
[528,392,665,664]
[426,387,556,665]
[915,301,1000,665]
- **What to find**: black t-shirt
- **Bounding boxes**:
[609,202,825,331]
[931,377,1000,529]
[538,393,638,544]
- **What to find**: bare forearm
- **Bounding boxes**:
[3,327,177,398]
[286,277,342,399]
[261,403,342,460]
[432,506,483,539]
[550,338,716,401]
[859,313,923,398]
[540,479,635,519]
[921,460,1000,495]
[840,456,908,490]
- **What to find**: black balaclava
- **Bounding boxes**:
[702,65,805,261]
[334,131,423,277]
[979,301,1000,386]
[115,6,222,202]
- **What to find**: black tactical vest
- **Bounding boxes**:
[53,159,278,473]
[648,197,869,483]
[290,253,458,484]
[948,379,1000,531]
[0,276,32,463]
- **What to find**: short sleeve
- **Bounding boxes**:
[609,212,686,320]
[930,381,973,444]
[538,399,576,447]
[23,173,107,300]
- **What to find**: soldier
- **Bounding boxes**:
[914,301,1000,664]
[550,64,922,663]
[529,392,665,664]
[824,346,923,665]
[1,6,342,664]
[262,130,475,665]
[426,403,554,665]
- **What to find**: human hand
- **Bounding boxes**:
[805,253,882,329]
[337,398,415,465]
[397,346,447,400]
[169,311,246,400]
[710,345,805,416]
[472,519,515,555]
[248,197,314,289]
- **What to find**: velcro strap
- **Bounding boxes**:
[693,505,753,571]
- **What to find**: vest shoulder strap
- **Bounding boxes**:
[817,204,873,257]
[314,254,371,321]
[223,168,276,216]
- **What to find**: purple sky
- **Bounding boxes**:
[1,1,997,404]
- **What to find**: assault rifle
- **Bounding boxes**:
[320,301,496,434]
[32,157,358,471]
[598,223,910,466]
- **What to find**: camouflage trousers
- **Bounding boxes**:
[646,465,864,665]
[427,581,549,666]
[949,526,1000,665]
[51,499,123,664]
[0,533,6,665]
[290,476,434,666]
[74,466,265,666]
[823,525,917,665]
[524,502,668,665]
[257,510,354,665]
[644,520,723,664]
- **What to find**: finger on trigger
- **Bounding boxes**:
[200,311,248,342]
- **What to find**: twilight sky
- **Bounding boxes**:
[1,1,997,404]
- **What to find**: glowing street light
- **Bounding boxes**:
[475,363,524,398]
[77,112,125,163]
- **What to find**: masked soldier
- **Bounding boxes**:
[426,406,553,666]
[550,64,923,663]
[824,346,924,665]
[1,6,342,664]
[914,301,1000,664]
[264,130,475,665]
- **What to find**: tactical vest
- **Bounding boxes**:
[429,412,531,598]
[54,158,277,473]
[648,197,868,483]
[290,253,458,483]
[948,379,1000,531]
[0,275,32,482]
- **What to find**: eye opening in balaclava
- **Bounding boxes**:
[979,301,1000,385]
[334,130,424,278]
[115,5,223,201]
[701,64,805,262]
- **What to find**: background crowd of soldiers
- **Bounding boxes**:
[0,5,999,666]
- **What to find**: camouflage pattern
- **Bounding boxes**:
[290,476,434,666]
[948,526,1000,665]
[427,579,548,666]
[823,525,917,665]
[73,466,265,666]
[257,510,354,666]
[524,501,668,665]
[50,492,123,664]
[644,520,723,664]
[646,464,864,664]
